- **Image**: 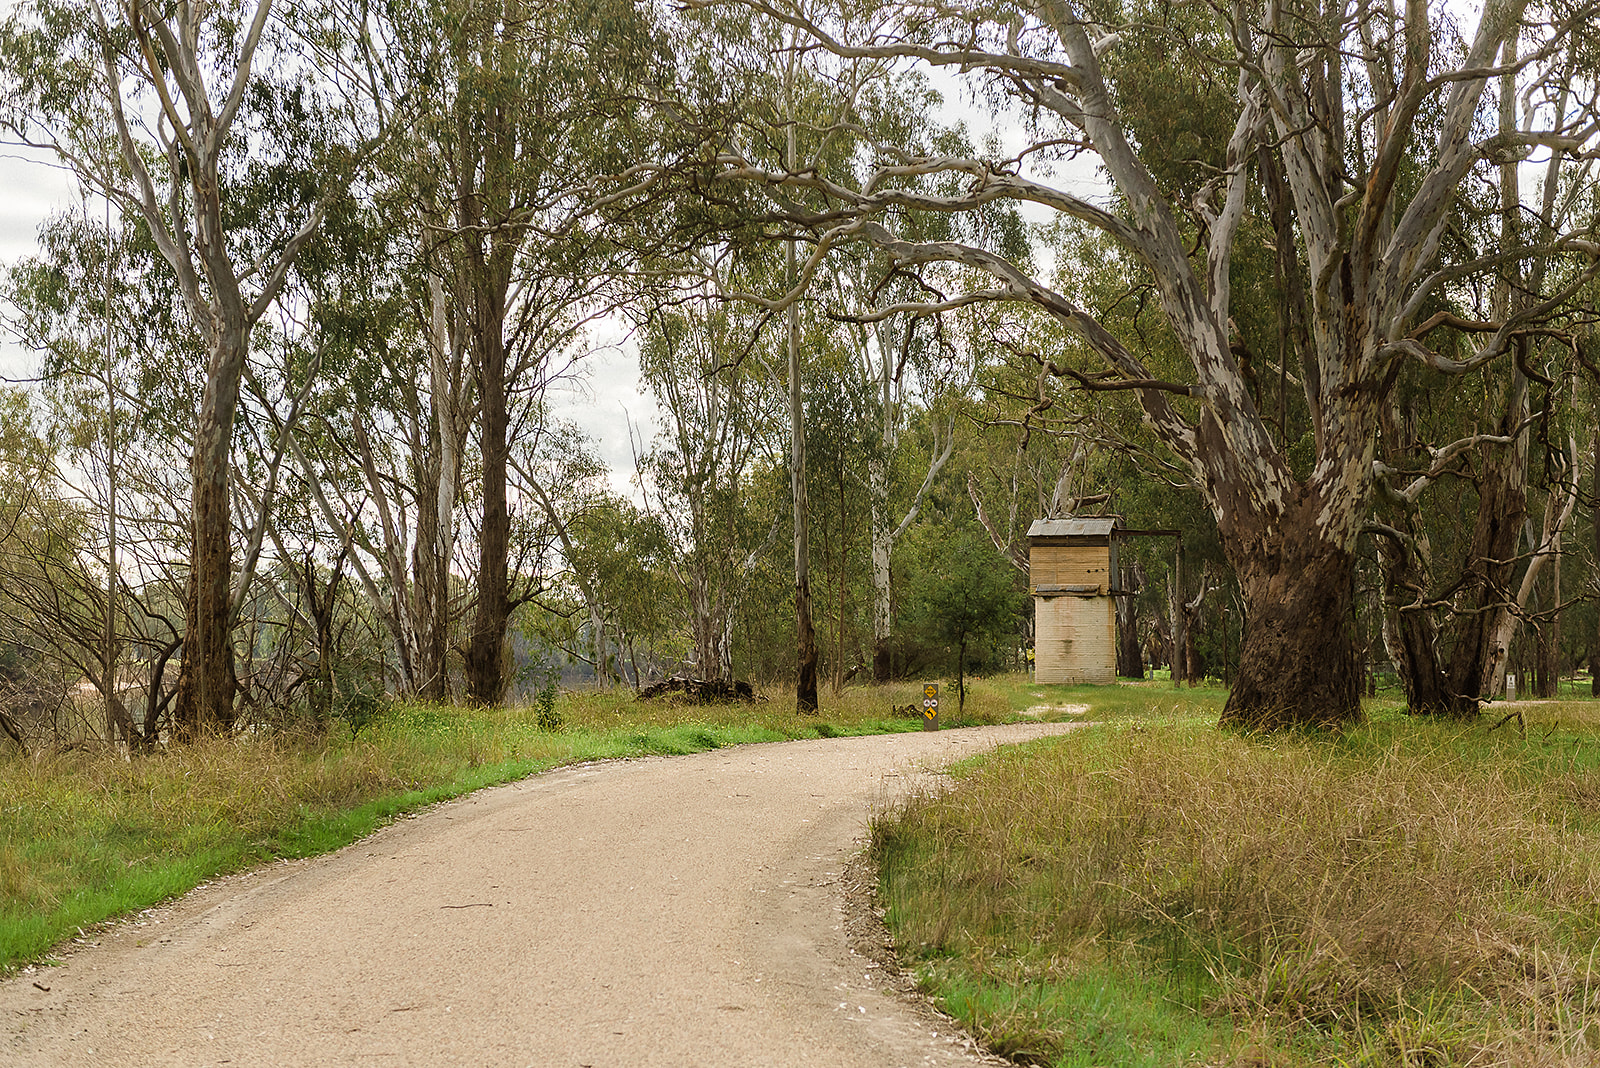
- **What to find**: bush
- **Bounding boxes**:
[534,680,563,732]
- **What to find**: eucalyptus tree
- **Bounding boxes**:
[3,207,179,743]
[0,385,119,746]
[637,304,783,684]
[240,249,449,701]
[559,493,681,686]
[1,0,383,736]
[651,0,1600,729]
[373,0,656,705]
[823,239,979,680]
[803,342,873,689]
[513,422,625,684]
[1367,25,1598,714]
[618,13,961,708]
[5,194,319,739]
[817,88,1025,684]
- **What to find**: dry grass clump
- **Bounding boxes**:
[873,722,1600,1063]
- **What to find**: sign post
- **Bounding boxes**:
[922,682,940,731]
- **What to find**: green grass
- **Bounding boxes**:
[0,672,1050,973]
[1001,674,1229,725]
[872,693,1600,1067]
[916,956,1226,1067]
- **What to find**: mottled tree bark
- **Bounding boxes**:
[680,0,1563,731]
[1373,523,1460,715]
[85,0,341,737]
[1221,516,1359,730]
[173,321,247,737]
[465,281,513,705]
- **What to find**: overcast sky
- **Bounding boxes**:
[0,141,74,381]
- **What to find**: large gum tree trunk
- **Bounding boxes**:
[1373,525,1464,715]
[465,287,511,705]
[173,325,247,738]
[413,273,463,701]
[1219,498,1363,731]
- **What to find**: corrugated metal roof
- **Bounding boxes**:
[1027,517,1120,539]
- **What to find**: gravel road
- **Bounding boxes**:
[0,723,1079,1067]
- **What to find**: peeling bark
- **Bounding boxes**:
[465,276,513,705]
[1481,449,1580,696]
[653,0,1583,730]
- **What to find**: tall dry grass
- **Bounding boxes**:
[873,720,1600,1065]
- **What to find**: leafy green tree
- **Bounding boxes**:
[898,516,1026,712]
[638,304,782,684]
[376,0,658,705]
[562,496,681,686]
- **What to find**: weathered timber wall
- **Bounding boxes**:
[1030,540,1116,683]
[1033,592,1116,684]
[1030,544,1112,592]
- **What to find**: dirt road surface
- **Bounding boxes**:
[1,723,1079,1067]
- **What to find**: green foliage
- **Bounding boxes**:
[534,678,563,732]
[897,516,1027,703]
[564,494,684,680]
[635,303,783,680]
[914,958,1228,1068]
[336,687,388,736]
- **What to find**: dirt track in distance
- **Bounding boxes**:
[0,723,1080,1067]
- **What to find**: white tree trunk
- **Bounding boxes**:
[1482,445,1579,697]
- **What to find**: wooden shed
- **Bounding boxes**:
[1028,517,1120,684]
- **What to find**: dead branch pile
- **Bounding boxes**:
[635,677,760,703]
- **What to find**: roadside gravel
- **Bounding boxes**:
[0,723,1079,1067]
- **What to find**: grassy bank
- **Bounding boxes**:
[0,674,1032,973]
[871,698,1600,1066]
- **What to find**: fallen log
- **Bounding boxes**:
[636,676,761,703]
